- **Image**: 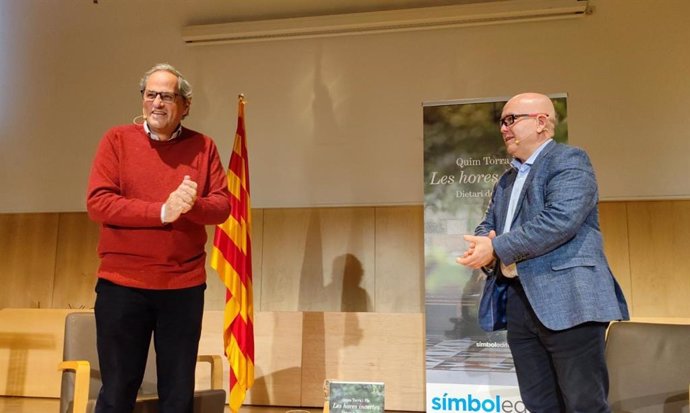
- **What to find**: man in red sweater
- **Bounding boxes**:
[86,63,231,413]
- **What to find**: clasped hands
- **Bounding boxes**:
[456,230,497,269]
[163,175,198,223]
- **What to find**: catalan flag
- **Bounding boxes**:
[210,95,254,413]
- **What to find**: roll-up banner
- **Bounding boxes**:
[423,95,568,413]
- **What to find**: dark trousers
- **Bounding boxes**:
[94,278,205,413]
[506,279,610,413]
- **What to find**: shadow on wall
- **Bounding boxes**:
[294,211,371,402]
[247,366,302,406]
[297,211,372,313]
[329,253,372,313]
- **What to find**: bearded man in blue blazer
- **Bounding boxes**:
[458,93,629,413]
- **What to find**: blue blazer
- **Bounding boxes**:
[477,141,629,331]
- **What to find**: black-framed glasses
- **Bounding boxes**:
[141,89,179,104]
[500,113,549,127]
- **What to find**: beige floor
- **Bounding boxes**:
[0,397,325,413]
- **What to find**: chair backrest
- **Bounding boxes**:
[605,321,690,413]
[60,312,159,413]
[60,312,100,412]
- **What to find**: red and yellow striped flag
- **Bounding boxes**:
[210,95,254,413]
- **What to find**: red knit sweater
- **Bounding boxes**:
[86,124,231,290]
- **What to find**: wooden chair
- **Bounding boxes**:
[57,312,226,413]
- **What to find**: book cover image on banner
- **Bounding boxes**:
[423,96,568,411]
[328,380,384,413]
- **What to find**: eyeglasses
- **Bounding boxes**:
[141,89,179,104]
[500,113,549,127]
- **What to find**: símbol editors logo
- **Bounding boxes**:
[431,393,527,412]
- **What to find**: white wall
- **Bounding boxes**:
[1,0,689,213]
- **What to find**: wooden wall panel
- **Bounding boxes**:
[598,202,632,313]
[374,206,424,313]
[626,200,690,317]
[201,208,265,311]
[300,312,425,411]
[197,311,304,407]
[261,208,375,312]
[4,200,687,319]
[261,208,313,311]
[0,213,59,309]
[245,311,303,406]
[52,213,100,309]
[250,209,264,312]
[0,309,73,397]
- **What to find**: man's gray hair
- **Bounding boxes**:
[139,63,192,101]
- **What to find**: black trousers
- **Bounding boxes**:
[94,278,205,413]
[506,279,610,413]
